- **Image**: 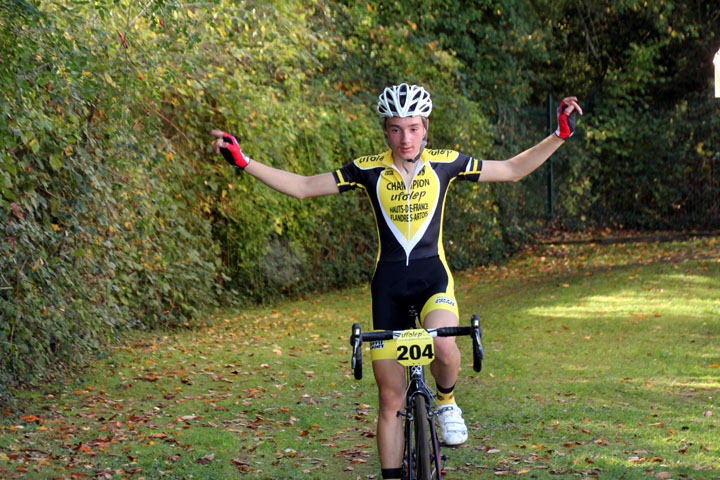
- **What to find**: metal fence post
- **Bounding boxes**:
[546,94,555,219]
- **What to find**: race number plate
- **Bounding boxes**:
[396,329,435,366]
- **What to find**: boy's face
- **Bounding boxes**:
[383,116,427,163]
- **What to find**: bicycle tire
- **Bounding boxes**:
[412,395,433,480]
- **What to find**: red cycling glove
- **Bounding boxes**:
[219,133,250,170]
[555,101,577,140]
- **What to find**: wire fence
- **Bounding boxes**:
[505,94,720,233]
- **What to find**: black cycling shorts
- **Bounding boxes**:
[370,255,459,331]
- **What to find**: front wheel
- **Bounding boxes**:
[410,395,434,480]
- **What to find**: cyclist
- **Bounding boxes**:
[211,84,581,480]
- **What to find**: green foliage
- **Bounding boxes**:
[541,0,719,230]
[1,0,717,394]
[0,0,220,393]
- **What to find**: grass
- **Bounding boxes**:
[1,235,718,479]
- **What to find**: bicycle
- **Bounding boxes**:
[349,312,484,480]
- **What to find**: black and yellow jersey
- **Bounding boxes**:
[333,148,482,265]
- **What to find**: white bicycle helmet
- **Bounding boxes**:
[377,83,432,118]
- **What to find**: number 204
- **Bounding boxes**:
[397,343,434,362]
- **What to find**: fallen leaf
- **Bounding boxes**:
[196,453,215,464]
[19,415,41,423]
[77,444,95,455]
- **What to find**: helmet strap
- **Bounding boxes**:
[405,139,427,164]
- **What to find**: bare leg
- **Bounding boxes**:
[423,309,461,389]
[372,358,406,469]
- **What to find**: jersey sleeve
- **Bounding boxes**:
[333,152,387,192]
[425,149,482,182]
[456,154,483,182]
[332,162,365,193]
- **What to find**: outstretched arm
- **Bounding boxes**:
[243,162,339,199]
[211,130,339,199]
[479,134,564,183]
[479,96,582,183]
